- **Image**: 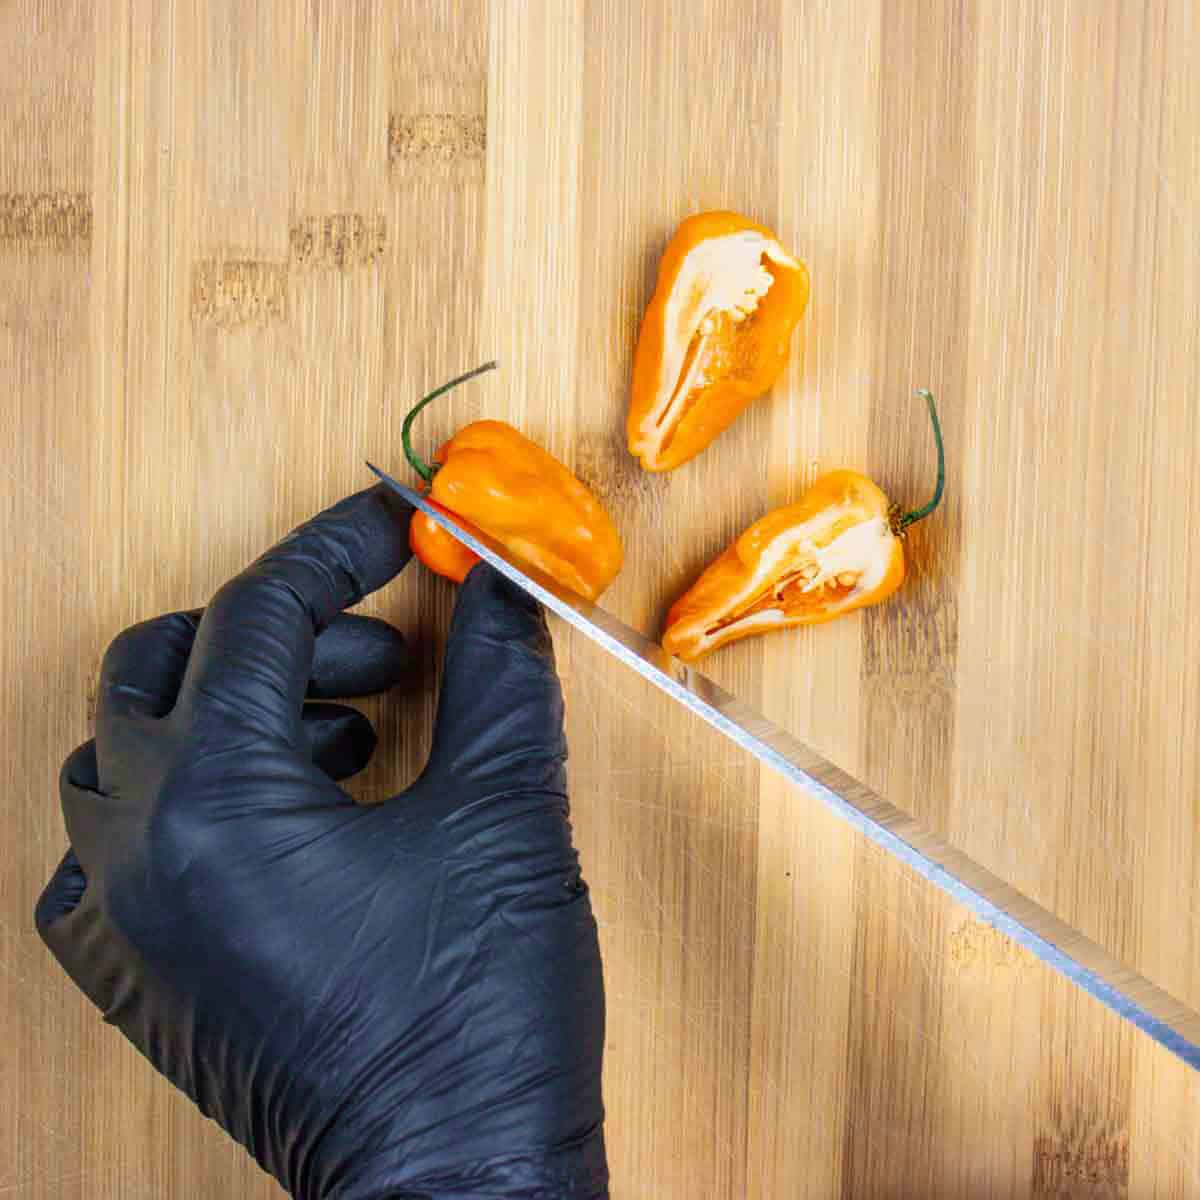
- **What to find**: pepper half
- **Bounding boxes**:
[627,211,810,472]
[403,363,624,601]
[661,390,945,661]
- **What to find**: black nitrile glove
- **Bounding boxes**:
[35,485,607,1199]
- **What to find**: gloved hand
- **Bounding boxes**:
[35,485,607,1200]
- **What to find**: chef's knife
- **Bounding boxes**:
[367,462,1200,1070]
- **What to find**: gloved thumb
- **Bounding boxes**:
[420,564,568,804]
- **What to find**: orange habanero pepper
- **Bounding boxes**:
[627,211,810,472]
[662,390,944,662]
[403,362,624,602]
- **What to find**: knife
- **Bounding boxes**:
[367,462,1200,1070]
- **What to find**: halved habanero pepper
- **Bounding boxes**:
[628,211,810,472]
[403,362,624,601]
[661,390,944,661]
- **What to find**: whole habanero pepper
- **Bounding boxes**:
[627,211,810,472]
[403,362,624,601]
[661,389,945,662]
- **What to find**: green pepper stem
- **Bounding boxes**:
[897,389,945,530]
[401,360,499,484]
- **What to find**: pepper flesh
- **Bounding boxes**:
[409,497,485,585]
[402,367,624,601]
[628,211,810,472]
[662,388,944,661]
[661,472,904,661]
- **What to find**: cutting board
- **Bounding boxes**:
[4,2,1200,1195]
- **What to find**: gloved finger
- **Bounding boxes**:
[44,742,102,926]
[33,840,117,1020]
[421,563,567,804]
[310,613,410,699]
[34,833,114,1017]
[302,702,377,781]
[100,609,407,730]
[58,739,109,856]
[97,611,199,728]
[62,738,100,789]
[175,485,411,744]
[34,848,88,937]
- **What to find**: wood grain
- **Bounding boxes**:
[3,2,1199,1196]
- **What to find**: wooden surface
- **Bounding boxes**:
[4,1,1200,1195]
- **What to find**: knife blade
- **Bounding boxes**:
[367,461,1200,1070]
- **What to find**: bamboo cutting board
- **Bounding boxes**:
[4,2,1200,1196]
